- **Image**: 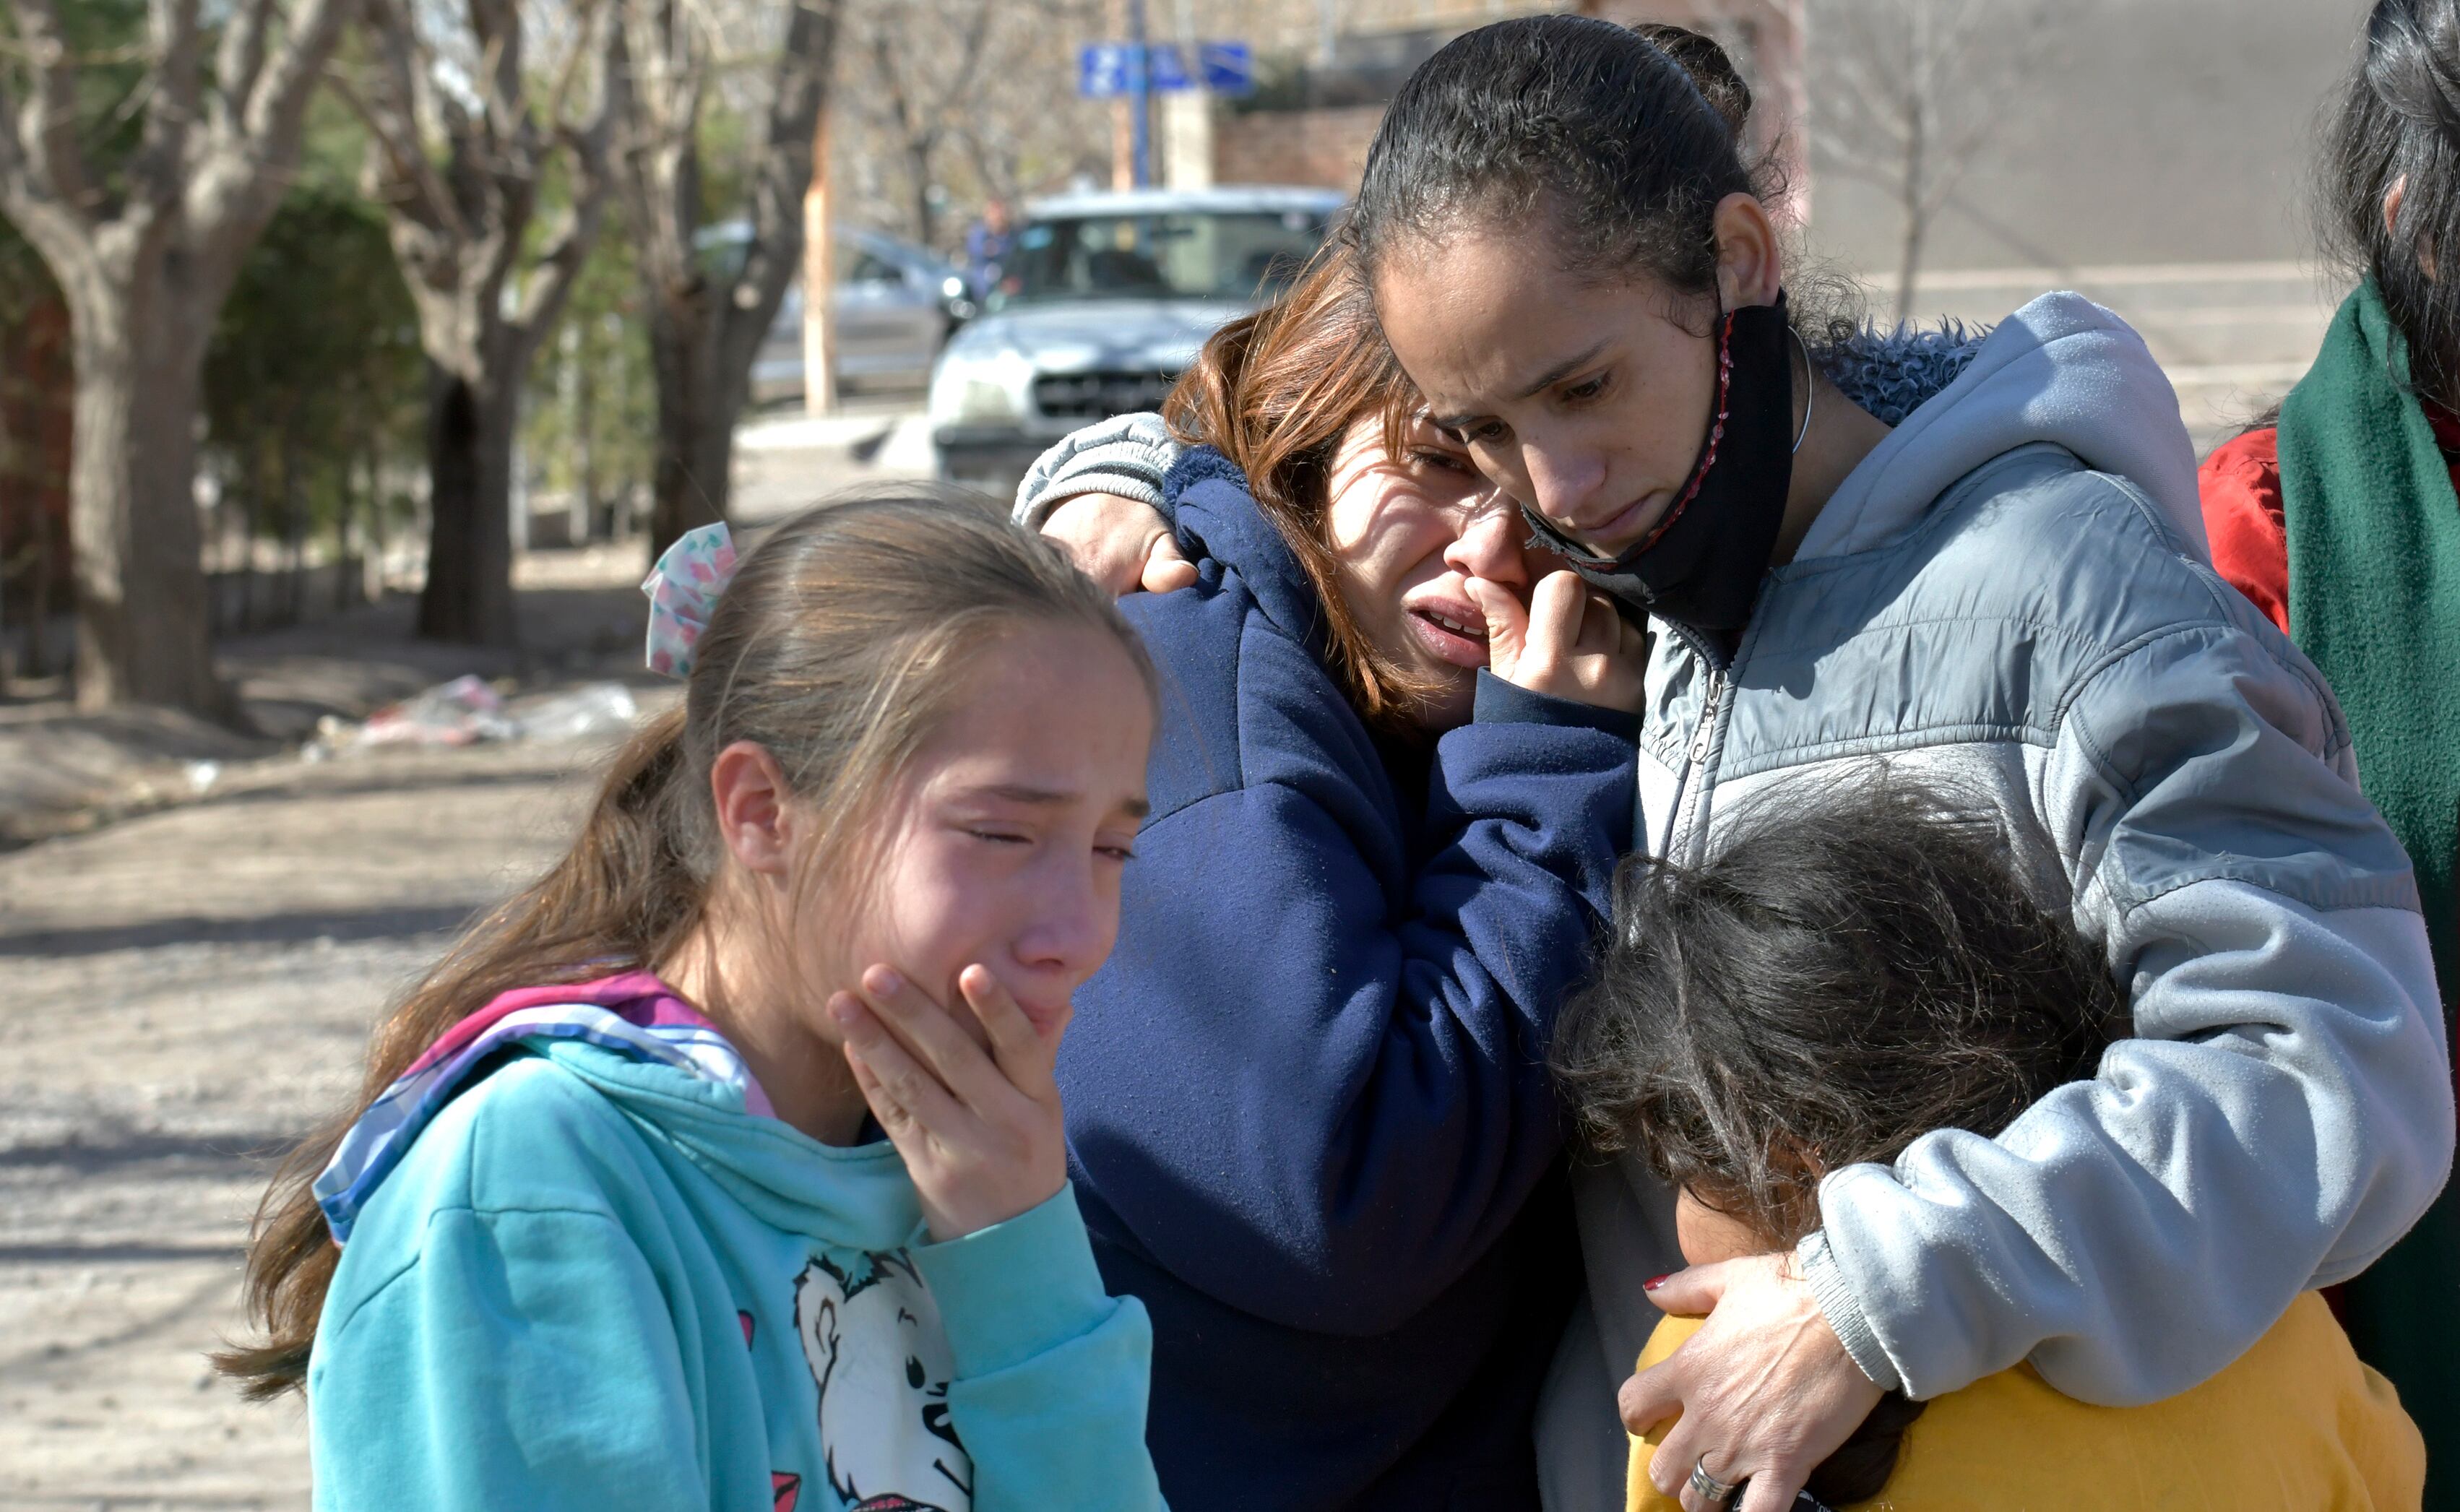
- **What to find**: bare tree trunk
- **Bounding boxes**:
[646,289,733,551]
[277,428,300,623]
[1893,102,1928,326]
[619,0,838,563]
[240,440,264,628]
[415,360,522,644]
[1894,209,1926,327]
[352,0,618,649]
[575,343,600,541]
[25,504,49,678]
[335,455,355,612]
[366,439,389,595]
[62,278,234,718]
[910,139,936,248]
[0,0,353,720]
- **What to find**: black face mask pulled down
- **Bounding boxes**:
[1519,293,1798,642]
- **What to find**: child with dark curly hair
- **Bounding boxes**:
[1555,782,2425,1511]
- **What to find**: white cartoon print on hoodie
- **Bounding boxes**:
[794,1250,972,1512]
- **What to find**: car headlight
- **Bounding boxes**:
[931,347,1031,428]
[956,379,1017,423]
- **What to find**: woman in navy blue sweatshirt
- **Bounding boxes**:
[1016,250,1647,1510]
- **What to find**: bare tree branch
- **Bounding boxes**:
[230,0,355,168]
[1809,0,2058,319]
[134,0,210,214]
[210,0,275,142]
[512,1,619,347]
[716,0,831,381]
[540,0,605,137]
[6,0,98,219]
[353,0,474,243]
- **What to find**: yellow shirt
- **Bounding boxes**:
[1628,1294,2423,1511]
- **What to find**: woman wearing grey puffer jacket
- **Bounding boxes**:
[1024,18,2453,1512]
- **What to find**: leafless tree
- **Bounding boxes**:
[0,0,353,717]
[340,0,620,646]
[832,0,1107,249]
[855,0,993,249]
[613,0,834,557]
[1810,0,2056,322]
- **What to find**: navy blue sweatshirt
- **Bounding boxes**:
[1056,451,1638,1511]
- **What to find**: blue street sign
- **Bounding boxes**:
[1078,42,1131,99]
[1198,41,1253,95]
[1078,40,1249,98]
[1147,43,1191,92]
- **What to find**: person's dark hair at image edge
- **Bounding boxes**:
[2327,0,2460,412]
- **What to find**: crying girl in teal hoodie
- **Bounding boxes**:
[219,496,1168,1512]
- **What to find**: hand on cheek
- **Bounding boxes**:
[1470,569,1648,712]
[830,962,1071,1243]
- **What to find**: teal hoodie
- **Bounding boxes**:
[306,974,1162,1512]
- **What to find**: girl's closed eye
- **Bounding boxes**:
[1560,371,1610,404]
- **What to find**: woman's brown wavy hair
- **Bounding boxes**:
[1162,243,1443,730]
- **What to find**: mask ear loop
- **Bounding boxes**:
[1519,298,1798,563]
[1789,324,1815,455]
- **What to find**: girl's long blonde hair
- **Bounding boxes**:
[215,488,1154,1398]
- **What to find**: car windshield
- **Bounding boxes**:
[990,210,1328,308]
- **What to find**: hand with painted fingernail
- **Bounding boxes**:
[829,962,1071,1243]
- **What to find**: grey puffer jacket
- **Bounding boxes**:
[1013,294,2453,1417]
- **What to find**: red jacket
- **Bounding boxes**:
[2197,406,2460,635]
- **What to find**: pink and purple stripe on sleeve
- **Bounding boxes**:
[311,971,771,1245]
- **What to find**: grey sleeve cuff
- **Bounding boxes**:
[1797,1229,1904,1394]
[1011,412,1184,528]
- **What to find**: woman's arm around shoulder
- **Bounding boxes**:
[1803,582,2453,1406]
[910,1184,1165,1511]
[1011,412,1183,529]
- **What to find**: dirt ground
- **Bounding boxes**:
[0,560,671,1508]
[0,733,629,1511]
[0,418,925,1510]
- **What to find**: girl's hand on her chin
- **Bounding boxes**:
[1621,1253,1885,1512]
[830,963,1071,1243]
[1468,569,1648,712]
[1041,492,1197,596]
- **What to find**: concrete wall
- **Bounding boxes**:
[1214,103,1388,190]
[1800,0,2368,275]
[1207,0,2366,277]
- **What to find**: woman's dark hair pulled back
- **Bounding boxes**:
[1345,16,1769,298]
[2329,0,2460,409]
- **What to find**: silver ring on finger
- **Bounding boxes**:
[1688,1453,1740,1505]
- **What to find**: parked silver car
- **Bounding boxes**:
[927,186,1344,493]
[738,225,972,404]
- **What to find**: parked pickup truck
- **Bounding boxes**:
[927,186,1345,498]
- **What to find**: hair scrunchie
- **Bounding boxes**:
[641,522,739,678]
